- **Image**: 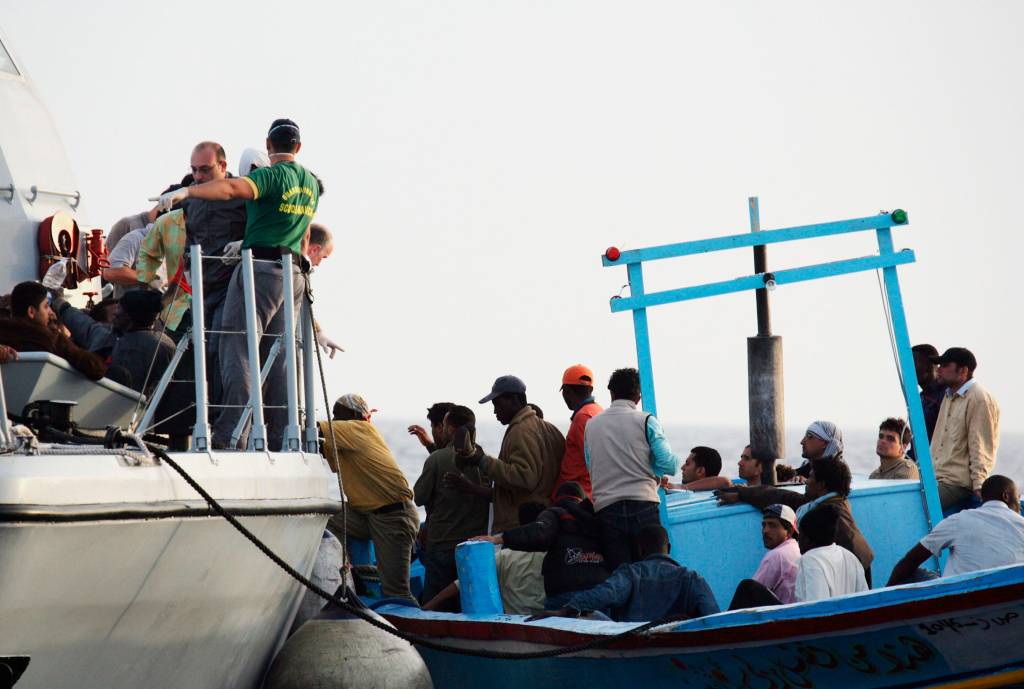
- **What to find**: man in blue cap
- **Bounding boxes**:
[455,375,565,533]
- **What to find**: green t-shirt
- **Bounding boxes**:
[242,161,319,255]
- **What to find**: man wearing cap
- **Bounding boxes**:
[718,456,874,585]
[728,504,801,609]
[929,347,1000,510]
[156,119,320,450]
[319,394,420,602]
[584,368,682,571]
[456,375,565,534]
[551,364,603,500]
[912,344,947,444]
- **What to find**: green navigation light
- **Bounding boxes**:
[890,209,908,224]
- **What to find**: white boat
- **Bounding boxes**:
[0,28,340,689]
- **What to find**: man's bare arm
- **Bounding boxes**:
[188,178,256,201]
[102,266,138,286]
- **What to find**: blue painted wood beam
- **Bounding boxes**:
[602,213,908,267]
[610,250,916,313]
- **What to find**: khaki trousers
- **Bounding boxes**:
[329,502,419,602]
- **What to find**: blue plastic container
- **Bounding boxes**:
[455,541,504,615]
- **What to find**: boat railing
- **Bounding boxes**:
[133,245,318,454]
[602,204,942,531]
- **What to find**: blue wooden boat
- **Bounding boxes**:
[378,565,1024,689]
[374,204,1023,689]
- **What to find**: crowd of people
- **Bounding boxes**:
[0,120,342,447]
[312,354,1023,623]
[0,119,1019,625]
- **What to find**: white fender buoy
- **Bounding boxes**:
[264,595,433,689]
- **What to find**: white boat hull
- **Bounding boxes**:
[0,450,340,688]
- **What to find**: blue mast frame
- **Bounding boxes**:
[603,204,944,531]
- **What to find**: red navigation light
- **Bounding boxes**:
[605,247,621,261]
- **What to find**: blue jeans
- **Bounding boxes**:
[597,499,662,571]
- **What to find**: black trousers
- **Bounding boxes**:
[729,578,782,611]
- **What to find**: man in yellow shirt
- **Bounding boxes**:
[319,394,419,602]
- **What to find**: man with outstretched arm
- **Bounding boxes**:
[155,118,320,450]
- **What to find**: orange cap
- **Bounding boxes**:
[561,364,595,388]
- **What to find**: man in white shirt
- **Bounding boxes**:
[794,504,868,602]
[887,475,1024,585]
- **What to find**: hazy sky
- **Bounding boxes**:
[4,2,1022,441]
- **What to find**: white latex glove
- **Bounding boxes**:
[149,187,190,213]
[221,240,243,264]
[149,277,165,291]
[316,331,344,358]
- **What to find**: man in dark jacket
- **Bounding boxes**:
[0,282,105,380]
[476,481,611,610]
[413,405,491,602]
[717,457,875,585]
[528,524,719,622]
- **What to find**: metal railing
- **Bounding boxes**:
[134,245,316,454]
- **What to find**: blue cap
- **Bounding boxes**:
[479,375,527,404]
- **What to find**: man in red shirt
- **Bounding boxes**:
[551,364,603,500]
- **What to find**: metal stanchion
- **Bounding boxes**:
[301,290,318,453]
[240,249,267,450]
[280,254,301,451]
[189,245,210,451]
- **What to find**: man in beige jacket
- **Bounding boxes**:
[929,348,1000,510]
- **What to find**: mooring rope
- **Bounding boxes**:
[148,443,672,660]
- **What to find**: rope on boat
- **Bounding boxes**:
[148,442,671,660]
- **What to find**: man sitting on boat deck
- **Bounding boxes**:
[585,367,681,571]
[728,503,801,609]
[717,457,875,585]
[423,502,547,615]
[870,417,920,480]
[319,394,420,603]
[527,524,719,622]
[472,480,611,611]
[928,347,1000,511]
[661,445,732,492]
[794,504,868,602]
[407,402,455,455]
[887,475,1024,586]
[413,405,491,603]
[0,281,106,381]
[550,364,604,500]
[453,375,565,534]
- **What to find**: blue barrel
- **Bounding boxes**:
[455,541,504,615]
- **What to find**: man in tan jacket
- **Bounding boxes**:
[929,348,1000,510]
[459,375,565,533]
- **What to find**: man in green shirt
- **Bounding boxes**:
[154,118,320,450]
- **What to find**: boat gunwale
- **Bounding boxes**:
[0,497,343,522]
[379,565,1024,652]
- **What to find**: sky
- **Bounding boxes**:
[3,1,1022,443]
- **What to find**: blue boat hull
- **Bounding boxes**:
[381,565,1024,689]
